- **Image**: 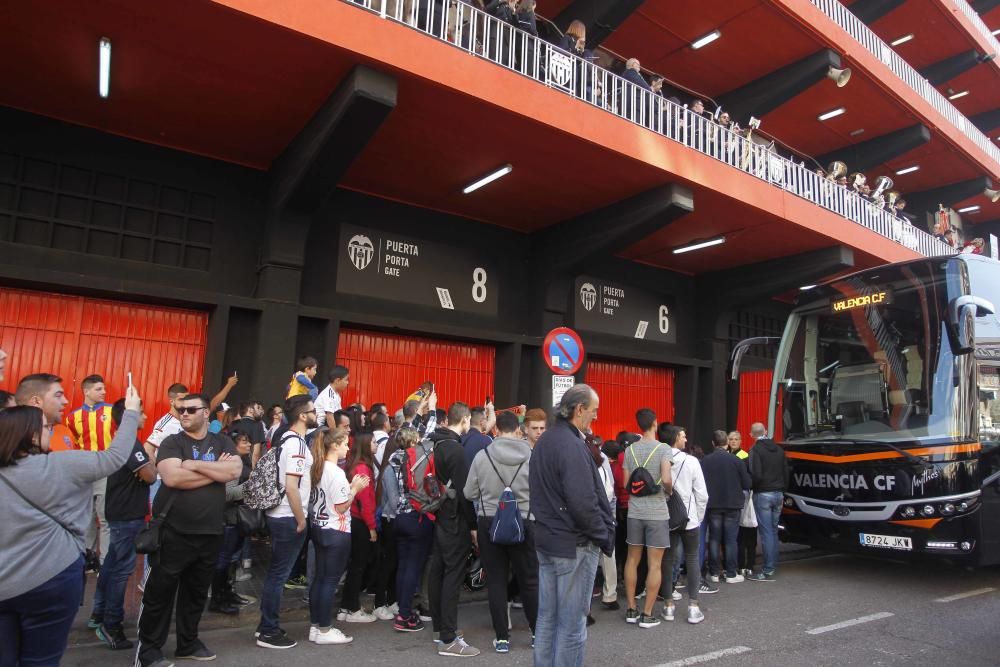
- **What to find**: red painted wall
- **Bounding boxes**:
[336,328,495,413]
[585,358,675,442]
[736,369,782,447]
[0,287,208,440]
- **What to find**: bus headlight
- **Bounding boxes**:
[900,506,916,518]
[783,497,794,508]
[939,503,956,516]
[921,504,936,517]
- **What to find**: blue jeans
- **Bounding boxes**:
[0,554,83,667]
[393,512,433,619]
[92,518,145,628]
[215,525,243,574]
[309,527,352,628]
[258,516,307,636]
[533,544,600,667]
[754,491,783,574]
[707,509,740,578]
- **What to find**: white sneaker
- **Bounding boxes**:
[708,575,720,583]
[309,626,318,642]
[336,609,348,622]
[314,628,353,645]
[671,590,682,601]
[234,568,252,582]
[242,558,252,570]
[344,609,377,623]
[725,574,745,583]
[374,605,396,621]
[688,606,705,624]
[390,602,399,615]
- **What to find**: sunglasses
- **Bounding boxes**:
[178,406,207,415]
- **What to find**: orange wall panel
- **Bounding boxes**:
[585,358,675,443]
[336,329,495,413]
[0,288,208,441]
[736,369,782,446]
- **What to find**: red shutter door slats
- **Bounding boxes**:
[336,329,495,413]
[584,358,675,442]
[736,369,780,447]
[0,288,208,441]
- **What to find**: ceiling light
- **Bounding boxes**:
[818,107,846,121]
[992,28,1000,36]
[948,90,969,100]
[799,284,817,291]
[890,34,914,46]
[462,164,512,194]
[691,30,721,50]
[895,165,920,175]
[673,237,725,254]
[99,37,111,99]
[957,205,980,213]
[849,128,865,137]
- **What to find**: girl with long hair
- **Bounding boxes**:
[337,433,378,622]
[306,428,369,645]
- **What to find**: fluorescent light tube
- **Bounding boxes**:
[673,237,725,254]
[462,164,512,194]
[818,108,846,121]
[99,37,111,99]
[948,90,969,100]
[691,30,721,50]
[895,166,920,175]
[957,205,979,213]
[890,34,914,46]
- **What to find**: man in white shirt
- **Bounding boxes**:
[314,365,349,428]
[370,412,391,475]
[257,395,316,649]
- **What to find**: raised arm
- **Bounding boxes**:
[209,374,239,412]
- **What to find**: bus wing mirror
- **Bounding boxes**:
[948,296,995,354]
[729,336,781,381]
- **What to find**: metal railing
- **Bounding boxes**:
[954,0,1000,57]
[811,0,1000,169]
[346,0,955,257]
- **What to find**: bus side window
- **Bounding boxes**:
[979,365,1000,447]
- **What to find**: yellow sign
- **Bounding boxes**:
[832,291,888,312]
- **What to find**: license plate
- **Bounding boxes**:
[859,533,912,550]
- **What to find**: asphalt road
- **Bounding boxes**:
[63,552,1000,666]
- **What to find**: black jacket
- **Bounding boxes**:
[528,419,614,558]
[749,439,789,492]
[428,427,476,533]
[700,449,751,510]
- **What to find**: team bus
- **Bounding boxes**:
[755,253,1000,565]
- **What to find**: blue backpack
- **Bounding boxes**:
[482,448,526,545]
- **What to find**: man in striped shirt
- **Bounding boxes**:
[67,374,115,565]
[144,383,190,504]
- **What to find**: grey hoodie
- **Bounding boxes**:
[463,435,531,519]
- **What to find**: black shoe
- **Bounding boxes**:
[256,632,297,649]
[87,613,104,629]
[208,600,239,615]
[600,600,620,610]
[175,641,217,660]
[96,623,133,650]
[224,591,255,607]
[586,614,596,626]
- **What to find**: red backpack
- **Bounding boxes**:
[405,440,452,517]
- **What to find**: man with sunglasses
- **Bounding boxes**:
[135,393,242,667]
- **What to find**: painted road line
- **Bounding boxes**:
[651,646,753,666]
[935,587,995,603]
[805,612,894,635]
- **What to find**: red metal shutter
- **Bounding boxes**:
[336,328,495,412]
[736,369,781,446]
[0,287,208,440]
[585,358,675,442]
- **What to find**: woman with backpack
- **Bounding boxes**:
[384,426,434,632]
[371,429,407,621]
[307,427,369,645]
[462,411,536,653]
[337,433,378,623]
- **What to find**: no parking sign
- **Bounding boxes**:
[542,327,585,376]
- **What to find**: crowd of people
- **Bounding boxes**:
[0,348,791,667]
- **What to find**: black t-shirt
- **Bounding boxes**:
[229,417,266,446]
[153,431,238,535]
[105,440,153,522]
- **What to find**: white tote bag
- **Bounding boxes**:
[739,492,758,528]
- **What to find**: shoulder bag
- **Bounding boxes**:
[134,491,176,554]
[667,456,689,532]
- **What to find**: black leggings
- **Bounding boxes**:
[738,526,757,572]
[665,526,700,601]
[373,519,398,608]
[340,517,373,612]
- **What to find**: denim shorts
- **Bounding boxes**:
[626,517,670,549]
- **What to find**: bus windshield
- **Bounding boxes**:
[775,259,972,443]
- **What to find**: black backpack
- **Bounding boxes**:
[628,443,663,497]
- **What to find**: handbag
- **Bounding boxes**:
[667,457,689,532]
[740,491,758,528]
[237,504,265,537]
[134,491,176,555]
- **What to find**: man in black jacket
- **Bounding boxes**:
[426,402,480,657]
[530,384,614,667]
[700,431,751,585]
[747,423,789,582]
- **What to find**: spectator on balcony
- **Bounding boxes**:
[513,0,538,72]
[516,0,537,35]
[485,0,516,63]
[686,98,708,146]
[558,21,596,102]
